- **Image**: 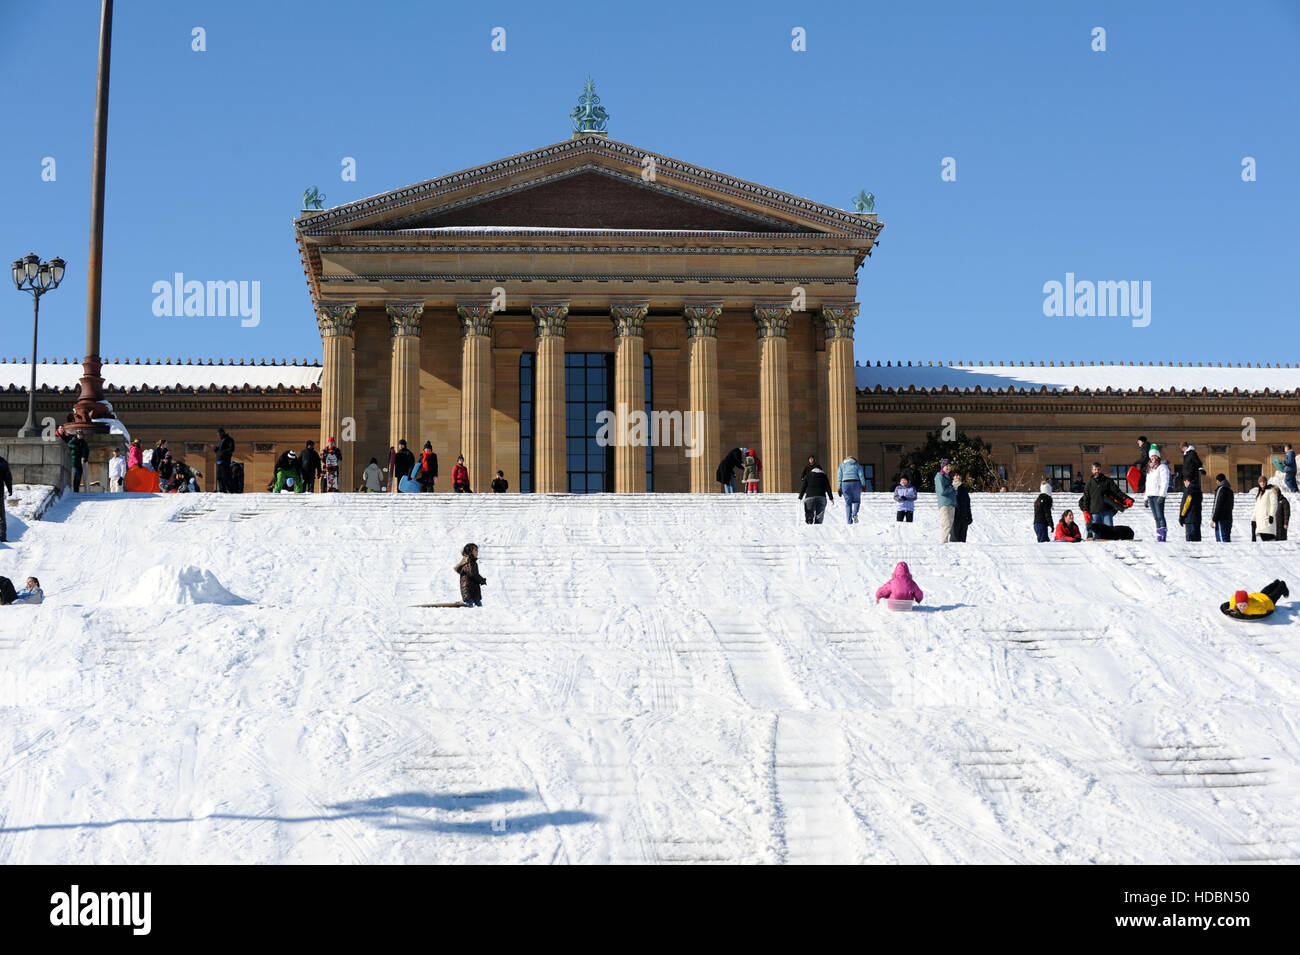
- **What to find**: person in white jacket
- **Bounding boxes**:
[1252,477,1283,541]
[1145,449,1171,542]
[361,457,384,492]
[108,447,127,492]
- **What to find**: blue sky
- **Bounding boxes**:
[2,0,1297,366]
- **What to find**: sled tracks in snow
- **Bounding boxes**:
[772,714,859,864]
[1137,742,1275,791]
[965,626,1105,659]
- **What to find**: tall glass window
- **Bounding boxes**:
[519,353,534,493]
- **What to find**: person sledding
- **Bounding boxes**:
[1079,461,1133,539]
[875,560,923,611]
[1220,580,1289,621]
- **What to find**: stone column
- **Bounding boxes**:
[387,303,423,457]
[531,303,569,493]
[317,302,357,488]
[684,304,722,492]
[822,303,860,471]
[612,303,649,493]
[458,303,495,493]
[753,305,792,493]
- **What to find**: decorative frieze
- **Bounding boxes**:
[456,303,495,337]
[315,303,357,338]
[386,302,424,337]
[821,303,859,339]
[753,305,792,339]
[611,303,649,338]
[683,304,722,338]
[531,303,570,338]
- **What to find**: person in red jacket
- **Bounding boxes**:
[1054,509,1083,541]
[452,455,471,493]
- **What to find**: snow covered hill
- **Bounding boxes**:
[1,489,1298,864]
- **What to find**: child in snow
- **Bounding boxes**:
[893,475,916,522]
[452,455,471,493]
[455,543,486,607]
[875,561,923,609]
[321,438,342,492]
[742,451,759,493]
[1054,509,1082,542]
[491,470,508,493]
[1033,482,1053,542]
[1221,580,1289,620]
[0,576,42,605]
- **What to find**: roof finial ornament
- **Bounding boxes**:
[851,190,875,214]
[570,76,609,138]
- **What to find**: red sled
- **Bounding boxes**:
[1126,465,1141,492]
[124,466,160,493]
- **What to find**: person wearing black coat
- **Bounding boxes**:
[1178,476,1203,541]
[454,543,486,607]
[716,447,744,493]
[215,428,236,493]
[797,464,834,524]
[299,441,322,492]
[1131,436,1150,492]
[1033,483,1053,542]
[950,473,973,542]
[1079,463,1130,539]
[1211,474,1234,542]
[1180,443,1205,492]
[0,455,12,543]
[392,440,414,493]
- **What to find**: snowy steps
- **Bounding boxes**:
[773,714,858,863]
[1138,743,1275,791]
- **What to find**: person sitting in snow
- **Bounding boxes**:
[1220,580,1289,620]
[454,543,486,607]
[1054,509,1082,542]
[0,576,42,605]
[875,560,924,608]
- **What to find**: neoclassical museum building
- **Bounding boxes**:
[3,97,1297,494]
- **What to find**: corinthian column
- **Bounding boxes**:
[531,303,569,493]
[753,305,792,493]
[822,303,860,472]
[457,303,495,493]
[317,302,357,489]
[387,303,423,462]
[612,303,649,493]
[684,304,722,492]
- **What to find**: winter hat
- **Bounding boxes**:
[1040,482,1052,494]
[425,441,432,449]
[939,458,950,467]
[1233,590,1249,609]
[1149,449,1160,460]
[286,450,297,459]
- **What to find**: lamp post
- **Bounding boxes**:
[10,253,66,437]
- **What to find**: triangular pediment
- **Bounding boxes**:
[296,137,882,239]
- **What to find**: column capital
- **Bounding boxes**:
[386,302,425,337]
[531,302,570,338]
[753,304,792,339]
[683,303,722,338]
[316,302,357,338]
[457,303,495,337]
[611,302,649,338]
[820,303,859,339]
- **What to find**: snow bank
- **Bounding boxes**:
[119,564,248,606]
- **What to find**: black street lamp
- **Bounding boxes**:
[11,253,67,437]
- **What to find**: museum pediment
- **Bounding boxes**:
[295,137,881,239]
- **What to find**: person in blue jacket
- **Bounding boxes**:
[836,455,868,524]
[1285,443,1297,493]
[893,475,917,522]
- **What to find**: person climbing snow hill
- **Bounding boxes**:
[875,561,924,609]
[797,463,833,524]
[1220,580,1289,620]
[454,543,486,608]
[1146,450,1171,542]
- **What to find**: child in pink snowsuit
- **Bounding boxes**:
[875,561,924,605]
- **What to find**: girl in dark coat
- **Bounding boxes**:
[950,472,973,542]
[455,543,486,607]
[1033,482,1053,542]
